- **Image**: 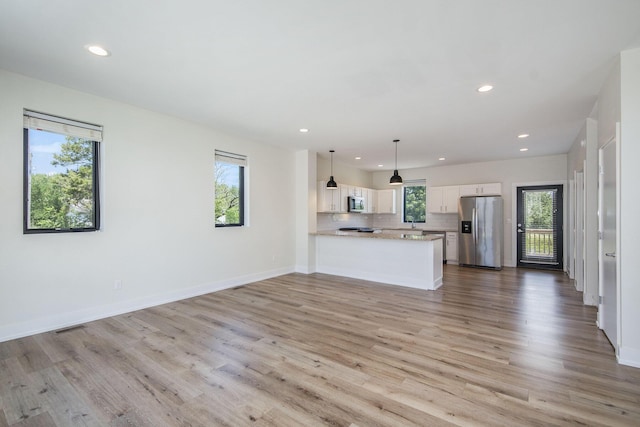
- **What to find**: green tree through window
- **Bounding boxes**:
[525,190,553,228]
[214,150,246,227]
[25,126,100,232]
[404,184,426,223]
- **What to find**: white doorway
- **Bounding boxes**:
[598,133,619,354]
[574,171,585,292]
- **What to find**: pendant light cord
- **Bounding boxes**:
[395,140,398,169]
[331,151,334,176]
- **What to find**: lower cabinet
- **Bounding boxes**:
[446,232,458,264]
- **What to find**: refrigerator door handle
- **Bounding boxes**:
[472,207,477,243]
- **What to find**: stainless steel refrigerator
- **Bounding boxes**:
[458,196,503,269]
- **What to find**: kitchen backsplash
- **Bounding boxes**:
[372,212,458,231]
[317,212,457,231]
[317,213,372,230]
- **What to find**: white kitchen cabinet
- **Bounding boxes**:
[348,186,364,197]
[317,181,336,212]
[428,185,459,213]
[459,182,502,197]
[377,189,397,214]
[446,232,458,264]
[365,188,377,213]
[317,181,348,212]
[340,185,350,212]
[427,187,444,213]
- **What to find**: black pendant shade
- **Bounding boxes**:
[389,139,403,185]
[327,150,338,189]
[389,170,403,185]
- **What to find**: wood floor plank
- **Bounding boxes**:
[26,366,100,427]
[0,358,47,424]
[7,412,56,427]
[1,266,640,426]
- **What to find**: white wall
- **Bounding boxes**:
[619,48,640,366]
[588,48,640,367]
[317,155,372,188]
[566,118,598,305]
[0,70,296,341]
[371,155,568,267]
[295,150,317,273]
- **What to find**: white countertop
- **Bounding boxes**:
[313,230,444,241]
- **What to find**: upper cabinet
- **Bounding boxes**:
[428,185,459,214]
[318,179,500,214]
[317,181,348,213]
[428,182,501,214]
[458,182,502,197]
[365,188,377,214]
[377,189,397,214]
[347,186,364,198]
[317,182,373,213]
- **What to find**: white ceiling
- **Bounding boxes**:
[2,1,640,171]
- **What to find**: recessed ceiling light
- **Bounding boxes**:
[520,148,529,152]
[86,45,110,57]
[477,85,493,93]
[378,164,384,167]
[355,156,361,160]
[438,157,446,161]
[299,128,309,133]
[518,133,530,139]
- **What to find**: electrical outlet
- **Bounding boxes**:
[114,279,122,290]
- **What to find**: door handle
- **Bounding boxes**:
[605,252,616,258]
[517,229,524,233]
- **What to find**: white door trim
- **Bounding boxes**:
[597,124,621,357]
[510,180,568,271]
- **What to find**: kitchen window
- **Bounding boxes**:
[215,150,246,227]
[403,179,426,223]
[23,110,101,233]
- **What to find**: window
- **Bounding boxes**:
[23,110,101,233]
[403,179,426,223]
[215,150,246,227]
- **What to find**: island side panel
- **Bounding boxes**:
[315,235,441,290]
[432,238,443,289]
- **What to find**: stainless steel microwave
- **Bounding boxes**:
[348,196,365,213]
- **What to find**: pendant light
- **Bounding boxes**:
[389,139,403,185]
[327,150,338,189]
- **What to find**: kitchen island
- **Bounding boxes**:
[314,230,443,290]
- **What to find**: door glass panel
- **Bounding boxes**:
[517,185,563,269]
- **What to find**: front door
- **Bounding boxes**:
[599,137,618,352]
[516,185,563,269]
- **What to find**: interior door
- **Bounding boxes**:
[599,137,618,352]
[516,185,563,269]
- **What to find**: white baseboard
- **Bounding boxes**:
[618,346,640,368]
[295,264,316,274]
[0,266,294,343]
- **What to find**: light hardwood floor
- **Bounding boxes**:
[1,266,639,426]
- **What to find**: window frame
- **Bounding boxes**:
[23,112,101,234]
[402,180,427,224]
[214,151,247,228]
